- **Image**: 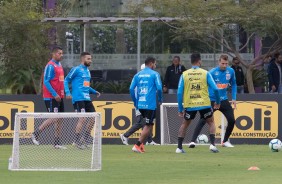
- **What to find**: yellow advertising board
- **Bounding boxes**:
[0,101,34,138]
[94,101,155,138]
[214,101,278,138]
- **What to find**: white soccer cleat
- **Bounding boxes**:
[209,144,219,153]
[120,134,129,145]
[54,145,67,150]
[146,141,160,145]
[31,133,40,145]
[176,148,186,153]
[188,142,196,148]
[222,141,234,148]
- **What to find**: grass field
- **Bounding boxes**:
[0,144,281,184]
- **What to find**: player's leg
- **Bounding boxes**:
[146,119,160,145]
[53,100,66,149]
[189,118,206,148]
[201,108,219,153]
[32,99,57,145]
[73,101,86,148]
[84,101,96,146]
[132,109,155,153]
[220,100,235,147]
[176,110,195,153]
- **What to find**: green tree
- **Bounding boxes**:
[140,0,282,93]
[0,0,50,94]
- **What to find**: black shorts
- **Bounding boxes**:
[73,101,96,112]
[184,107,213,120]
[139,109,156,125]
[44,99,64,112]
[211,100,235,122]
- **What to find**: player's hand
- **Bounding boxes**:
[231,100,237,109]
[214,103,220,110]
[272,85,276,92]
[178,112,184,117]
[96,92,101,98]
[163,87,168,93]
[54,95,61,102]
[66,95,72,99]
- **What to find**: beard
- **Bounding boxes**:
[84,62,91,67]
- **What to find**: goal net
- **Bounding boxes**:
[10,112,102,171]
[160,103,226,145]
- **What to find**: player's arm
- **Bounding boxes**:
[155,73,163,104]
[207,73,220,105]
[230,69,237,108]
[89,87,100,97]
[129,75,138,108]
[64,67,77,99]
[163,67,170,92]
[44,65,58,98]
[177,75,184,114]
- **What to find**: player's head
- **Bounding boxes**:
[172,56,180,66]
[190,53,201,66]
[218,54,229,70]
[141,63,145,70]
[51,46,63,61]
[145,57,156,70]
[232,57,240,65]
[80,52,92,67]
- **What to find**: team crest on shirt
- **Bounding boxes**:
[215,71,219,75]
[226,74,231,80]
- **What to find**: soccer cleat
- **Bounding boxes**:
[209,144,219,153]
[132,144,144,153]
[146,141,160,145]
[120,134,129,145]
[140,143,146,153]
[222,141,234,147]
[176,148,186,153]
[31,133,40,145]
[72,142,86,149]
[54,145,67,150]
[188,142,196,148]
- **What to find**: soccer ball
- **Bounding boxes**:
[196,134,209,144]
[269,139,282,152]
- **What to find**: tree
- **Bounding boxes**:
[140,0,282,93]
[0,0,50,94]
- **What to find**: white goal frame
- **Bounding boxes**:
[160,103,225,145]
[10,112,102,171]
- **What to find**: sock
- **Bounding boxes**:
[85,131,91,144]
[54,137,60,146]
[223,121,235,143]
[136,141,141,146]
[191,119,206,142]
[178,137,184,149]
[33,129,41,137]
[75,133,80,143]
[209,134,215,146]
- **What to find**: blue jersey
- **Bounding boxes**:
[64,64,97,104]
[209,66,237,102]
[129,67,163,110]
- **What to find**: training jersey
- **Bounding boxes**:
[64,64,97,104]
[129,67,163,110]
[209,66,237,102]
[177,66,220,112]
[43,59,64,100]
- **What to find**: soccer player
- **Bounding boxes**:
[176,53,221,153]
[120,64,160,146]
[188,54,237,148]
[32,46,66,149]
[64,52,100,149]
[130,57,163,153]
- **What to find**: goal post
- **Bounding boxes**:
[10,112,102,171]
[160,103,225,145]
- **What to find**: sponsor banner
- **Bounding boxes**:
[0,101,34,138]
[214,101,278,138]
[94,101,155,138]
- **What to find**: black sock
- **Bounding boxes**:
[191,119,206,142]
[85,131,90,142]
[75,133,80,143]
[33,130,41,137]
[210,134,215,146]
[54,137,60,146]
[136,141,141,146]
[178,137,184,149]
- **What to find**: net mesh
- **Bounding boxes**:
[160,103,223,145]
[11,112,101,171]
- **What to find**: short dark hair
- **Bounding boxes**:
[80,52,91,58]
[274,51,280,59]
[173,56,180,61]
[219,54,228,61]
[232,57,238,62]
[191,53,201,64]
[52,46,63,53]
[145,57,156,65]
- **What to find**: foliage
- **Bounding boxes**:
[0,0,50,94]
[91,80,131,94]
[252,69,268,87]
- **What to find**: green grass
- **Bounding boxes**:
[0,145,281,184]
